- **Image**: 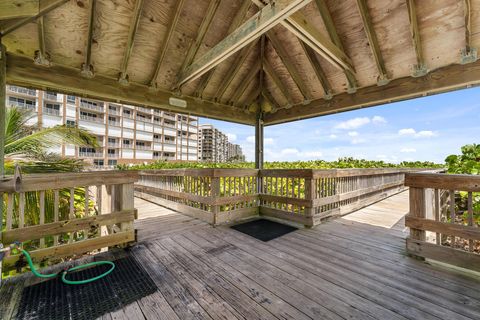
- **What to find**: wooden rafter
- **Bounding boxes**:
[356,0,389,85]
[262,89,278,112]
[244,85,261,111]
[34,16,50,66]
[177,0,312,87]
[7,54,256,124]
[0,0,39,20]
[263,59,294,106]
[406,0,427,77]
[267,31,312,101]
[194,0,251,98]
[229,59,261,105]
[118,0,144,85]
[298,40,332,99]
[314,0,357,92]
[149,0,185,88]
[174,0,221,90]
[80,0,96,78]
[213,42,256,102]
[264,57,480,125]
[251,0,354,75]
[461,0,477,64]
[0,0,68,36]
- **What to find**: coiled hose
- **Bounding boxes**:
[19,248,115,285]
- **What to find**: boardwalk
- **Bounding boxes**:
[2,194,480,320]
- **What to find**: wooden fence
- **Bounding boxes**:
[135,168,411,227]
[0,171,138,274]
[405,172,480,271]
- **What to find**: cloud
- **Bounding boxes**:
[226,133,237,142]
[351,138,366,145]
[246,135,255,143]
[246,136,274,145]
[303,151,323,158]
[348,131,359,137]
[329,134,337,139]
[400,148,416,153]
[280,148,299,155]
[334,117,370,130]
[398,128,437,138]
[372,116,387,124]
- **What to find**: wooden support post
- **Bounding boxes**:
[0,40,5,282]
[304,177,315,227]
[255,112,264,170]
[100,184,114,236]
[211,177,220,226]
[406,0,427,77]
[408,187,426,259]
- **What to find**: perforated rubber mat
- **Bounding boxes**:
[16,255,157,320]
[231,219,297,242]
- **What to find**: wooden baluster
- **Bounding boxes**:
[84,186,90,240]
[39,190,45,248]
[449,190,455,248]
[69,188,75,243]
[6,193,13,230]
[407,187,426,259]
[434,189,440,245]
[467,192,474,252]
[211,177,220,225]
[19,192,25,228]
[53,190,60,246]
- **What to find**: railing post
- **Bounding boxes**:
[211,175,220,226]
[408,187,426,259]
[304,174,315,227]
[118,183,135,235]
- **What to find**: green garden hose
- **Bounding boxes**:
[19,248,115,285]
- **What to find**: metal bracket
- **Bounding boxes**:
[323,90,333,100]
[118,72,129,86]
[347,85,357,94]
[377,73,390,86]
[33,50,51,67]
[411,63,428,78]
[80,63,95,78]
[460,47,478,65]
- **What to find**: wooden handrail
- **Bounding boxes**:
[405,172,480,191]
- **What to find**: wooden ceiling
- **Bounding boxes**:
[1,0,479,125]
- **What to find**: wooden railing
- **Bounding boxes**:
[135,169,258,225]
[0,171,138,274]
[135,168,411,227]
[405,173,480,271]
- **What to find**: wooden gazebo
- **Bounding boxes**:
[1,2,480,319]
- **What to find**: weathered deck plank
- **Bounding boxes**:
[2,196,480,320]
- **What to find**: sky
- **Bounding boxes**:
[198,87,480,164]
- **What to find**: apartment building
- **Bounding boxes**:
[198,124,244,162]
[6,85,199,167]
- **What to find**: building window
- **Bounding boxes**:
[66,120,76,127]
[93,159,104,166]
[8,96,35,110]
[67,95,76,104]
[108,149,116,155]
[107,160,117,166]
[123,139,130,145]
[44,103,61,116]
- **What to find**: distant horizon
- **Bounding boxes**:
[199,86,480,164]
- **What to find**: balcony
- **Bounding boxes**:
[79,151,104,158]
[108,120,120,126]
[135,144,152,150]
[8,85,36,96]
[43,108,61,116]
[107,153,119,158]
[107,142,120,148]
[10,101,35,110]
[44,93,58,101]
[137,106,151,113]
[80,101,104,112]
[80,114,104,123]
[108,108,120,116]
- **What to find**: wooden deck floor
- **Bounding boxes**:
[2,195,480,319]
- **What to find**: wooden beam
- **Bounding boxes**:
[314,0,357,92]
[252,0,354,75]
[406,0,427,77]
[149,0,185,88]
[213,41,256,102]
[6,54,256,125]
[263,58,294,106]
[229,59,261,105]
[461,0,477,64]
[356,0,389,85]
[0,0,38,20]
[264,58,480,125]
[118,0,144,85]
[194,0,251,98]
[244,85,261,110]
[0,0,68,36]
[177,0,312,87]
[80,0,96,78]
[33,15,50,66]
[298,40,332,99]
[174,0,221,90]
[262,89,278,112]
[267,31,312,101]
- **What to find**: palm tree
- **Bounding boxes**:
[2,106,99,255]
[4,106,98,174]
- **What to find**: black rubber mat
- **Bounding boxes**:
[231,219,297,242]
[17,255,157,320]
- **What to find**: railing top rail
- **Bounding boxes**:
[139,168,259,177]
[405,172,480,192]
[259,167,424,178]
[0,171,139,193]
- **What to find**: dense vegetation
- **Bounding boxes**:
[118,157,443,170]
